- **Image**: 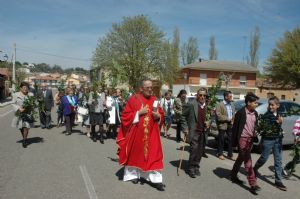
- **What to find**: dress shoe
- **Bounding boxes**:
[195,169,201,176]
[218,155,225,160]
[154,183,165,191]
[130,178,139,184]
[99,134,104,144]
[231,177,244,184]
[275,182,287,191]
[202,153,208,158]
[250,185,261,194]
[189,170,196,178]
[22,140,27,148]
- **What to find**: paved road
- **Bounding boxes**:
[0,105,299,199]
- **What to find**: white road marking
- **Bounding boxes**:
[0,110,13,117]
[80,165,99,199]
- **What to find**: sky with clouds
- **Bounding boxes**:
[0,0,299,70]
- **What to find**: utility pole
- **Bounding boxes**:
[12,43,16,92]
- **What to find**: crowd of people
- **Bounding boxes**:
[11,80,300,194]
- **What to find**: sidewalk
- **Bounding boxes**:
[0,97,13,107]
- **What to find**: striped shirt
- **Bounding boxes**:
[293,117,300,139]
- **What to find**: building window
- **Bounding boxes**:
[240,76,246,87]
[281,95,285,100]
[200,73,207,86]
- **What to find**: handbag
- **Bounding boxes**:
[77,106,88,115]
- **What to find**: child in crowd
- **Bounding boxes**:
[253,96,287,191]
[230,92,261,194]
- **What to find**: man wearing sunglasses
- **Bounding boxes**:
[182,88,210,178]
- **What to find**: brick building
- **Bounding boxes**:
[173,60,258,100]
[256,78,300,103]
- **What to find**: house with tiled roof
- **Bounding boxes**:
[173,60,259,100]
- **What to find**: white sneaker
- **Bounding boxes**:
[282,167,288,176]
[87,133,91,138]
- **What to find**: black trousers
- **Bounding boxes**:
[65,113,75,133]
[40,110,52,128]
[176,121,181,141]
[217,127,233,157]
[189,131,204,171]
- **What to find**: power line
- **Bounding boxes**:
[16,45,91,62]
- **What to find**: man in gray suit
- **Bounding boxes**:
[38,83,54,129]
[215,90,236,161]
[181,88,210,178]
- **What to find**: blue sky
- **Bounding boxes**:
[0,0,299,71]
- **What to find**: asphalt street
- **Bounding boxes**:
[0,105,299,199]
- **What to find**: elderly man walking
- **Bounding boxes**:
[116,79,165,191]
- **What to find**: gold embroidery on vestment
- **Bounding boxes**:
[143,105,150,159]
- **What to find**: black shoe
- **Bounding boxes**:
[250,185,261,195]
[154,183,165,191]
[231,177,244,184]
[99,135,104,144]
[195,169,201,176]
[275,182,287,191]
[189,170,196,178]
[130,178,139,184]
[92,137,97,142]
[22,140,27,148]
[202,153,208,158]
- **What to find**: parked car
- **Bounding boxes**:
[209,99,300,146]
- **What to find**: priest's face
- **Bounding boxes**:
[141,80,153,98]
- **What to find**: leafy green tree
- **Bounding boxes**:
[52,64,64,73]
[93,15,179,90]
[265,27,300,88]
[32,63,51,73]
[181,36,199,65]
[209,36,218,60]
[247,26,260,68]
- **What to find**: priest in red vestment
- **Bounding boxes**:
[116,79,165,191]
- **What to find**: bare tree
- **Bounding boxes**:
[209,36,218,60]
[181,37,199,65]
[247,26,260,68]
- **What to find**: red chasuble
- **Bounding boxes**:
[116,94,164,171]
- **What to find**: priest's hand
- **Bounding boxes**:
[139,105,148,116]
[152,111,160,120]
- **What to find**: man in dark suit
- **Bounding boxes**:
[38,83,54,129]
[181,88,210,178]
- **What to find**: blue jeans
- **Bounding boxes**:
[254,137,283,183]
